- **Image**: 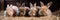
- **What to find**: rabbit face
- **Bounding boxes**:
[40,1,53,11]
[6,4,19,17]
[19,3,27,16]
[30,3,37,11]
[6,4,14,16]
[41,6,48,11]
[29,3,37,16]
[39,1,53,16]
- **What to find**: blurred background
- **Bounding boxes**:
[0,0,59,12]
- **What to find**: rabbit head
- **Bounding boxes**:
[30,3,37,11]
[19,3,26,16]
[39,1,53,16]
[29,3,37,16]
[6,4,14,17]
[40,1,52,11]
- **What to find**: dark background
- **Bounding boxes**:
[4,0,60,12]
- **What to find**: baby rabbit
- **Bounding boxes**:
[19,3,28,16]
[4,4,19,17]
[4,4,14,17]
[39,1,53,17]
[10,4,20,16]
[28,3,38,17]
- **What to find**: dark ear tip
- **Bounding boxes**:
[22,3,25,6]
[40,1,42,2]
[35,3,36,4]
[34,3,36,5]
[29,3,31,5]
[22,3,25,4]
[30,2,31,4]
[40,1,43,3]
[49,2,53,4]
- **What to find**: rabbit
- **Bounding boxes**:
[19,3,29,16]
[28,3,38,17]
[4,4,19,17]
[10,4,20,16]
[19,6,25,16]
[4,4,14,17]
[39,1,53,17]
[19,7,29,16]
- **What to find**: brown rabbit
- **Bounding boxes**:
[19,5,25,16]
[28,3,38,17]
[39,1,53,17]
[19,3,29,16]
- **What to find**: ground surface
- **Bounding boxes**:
[0,10,60,20]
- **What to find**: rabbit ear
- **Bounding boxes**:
[40,1,44,6]
[7,4,10,7]
[34,3,36,7]
[16,2,20,7]
[6,4,9,9]
[47,2,53,8]
[22,3,25,6]
[30,3,33,7]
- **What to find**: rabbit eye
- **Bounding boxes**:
[46,9,47,11]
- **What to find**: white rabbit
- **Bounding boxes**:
[4,4,19,17]
[28,3,38,16]
[10,4,20,15]
[39,1,53,17]
[4,4,14,17]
